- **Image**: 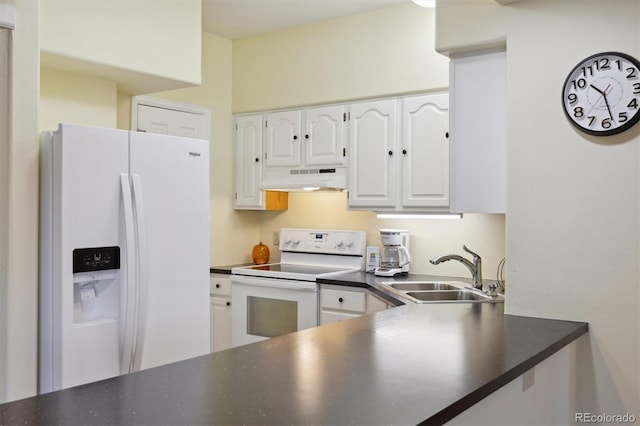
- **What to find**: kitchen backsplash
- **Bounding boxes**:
[255,192,505,279]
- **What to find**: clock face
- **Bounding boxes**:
[562,51,640,136]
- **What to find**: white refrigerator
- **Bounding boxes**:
[39,123,210,393]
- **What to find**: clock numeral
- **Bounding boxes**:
[602,118,613,129]
[619,112,629,123]
[571,78,587,90]
[626,67,638,79]
[595,58,611,70]
[567,93,578,104]
[633,83,640,94]
[587,116,596,126]
[628,98,638,109]
[573,107,584,118]
[581,66,594,77]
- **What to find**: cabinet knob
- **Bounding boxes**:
[402,149,407,155]
[305,134,309,139]
[388,150,393,156]
[445,132,449,138]
[255,158,259,162]
[293,135,298,140]
[338,297,344,303]
[226,301,231,307]
[216,283,221,288]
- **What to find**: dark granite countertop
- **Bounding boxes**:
[0,272,588,425]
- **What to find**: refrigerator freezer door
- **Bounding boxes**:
[40,124,130,392]
[129,132,210,371]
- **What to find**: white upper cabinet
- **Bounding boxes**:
[348,99,398,208]
[264,107,346,169]
[449,50,506,214]
[234,115,264,209]
[401,93,450,208]
[264,110,302,167]
[304,105,346,167]
[348,93,449,212]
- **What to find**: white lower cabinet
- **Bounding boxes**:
[210,273,232,353]
[320,284,389,325]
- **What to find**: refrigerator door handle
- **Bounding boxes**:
[120,174,137,374]
[131,174,149,371]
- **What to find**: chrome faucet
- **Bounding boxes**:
[430,245,483,290]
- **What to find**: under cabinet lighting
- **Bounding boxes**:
[412,0,436,7]
[303,187,320,191]
[376,213,462,220]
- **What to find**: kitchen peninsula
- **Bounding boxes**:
[0,273,587,425]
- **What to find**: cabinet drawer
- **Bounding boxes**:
[210,275,232,296]
[321,310,361,325]
[322,288,366,313]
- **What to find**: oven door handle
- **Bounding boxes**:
[230,275,318,291]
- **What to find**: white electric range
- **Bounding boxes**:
[230,228,366,347]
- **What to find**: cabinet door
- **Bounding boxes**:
[401,93,450,208]
[304,105,346,167]
[234,115,264,209]
[210,296,232,353]
[264,110,302,167]
[348,99,398,208]
[450,50,506,213]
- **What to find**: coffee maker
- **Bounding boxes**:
[374,229,411,276]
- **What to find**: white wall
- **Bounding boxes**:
[0,0,39,403]
[437,0,639,417]
[40,0,201,94]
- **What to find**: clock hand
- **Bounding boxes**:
[587,84,614,121]
[601,85,614,121]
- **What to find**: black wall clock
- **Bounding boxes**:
[562,51,640,136]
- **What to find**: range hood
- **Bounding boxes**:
[260,166,347,191]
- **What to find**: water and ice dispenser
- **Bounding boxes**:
[72,247,120,324]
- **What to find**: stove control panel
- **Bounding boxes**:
[279,228,366,256]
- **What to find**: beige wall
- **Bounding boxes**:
[233,3,449,112]
[437,0,639,416]
[40,0,201,94]
[0,0,40,403]
[40,68,117,131]
[257,193,505,277]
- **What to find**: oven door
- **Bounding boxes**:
[230,275,318,347]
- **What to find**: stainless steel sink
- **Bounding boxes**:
[405,290,491,302]
[387,282,459,291]
[380,280,504,304]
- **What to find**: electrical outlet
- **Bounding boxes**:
[522,367,535,391]
[273,231,280,246]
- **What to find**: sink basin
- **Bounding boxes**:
[379,280,503,304]
[405,290,491,302]
[387,282,459,291]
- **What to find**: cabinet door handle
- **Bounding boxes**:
[402,149,407,155]
[388,150,393,156]
[293,135,298,141]
[226,301,231,307]
[445,131,449,138]
[255,158,259,162]
[338,297,344,303]
[305,134,309,140]
[216,283,221,288]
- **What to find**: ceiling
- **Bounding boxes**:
[201,0,412,40]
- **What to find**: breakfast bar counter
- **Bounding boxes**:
[0,273,587,425]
